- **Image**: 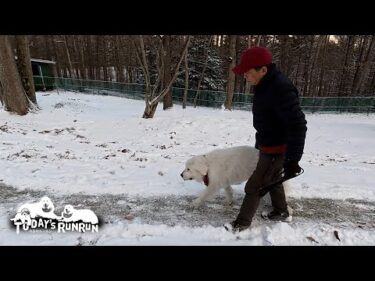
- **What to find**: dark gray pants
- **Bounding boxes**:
[235,152,287,226]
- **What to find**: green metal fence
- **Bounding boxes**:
[33,76,375,113]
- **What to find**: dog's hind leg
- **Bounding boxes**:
[224,186,234,206]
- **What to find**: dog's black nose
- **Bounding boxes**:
[180,173,183,178]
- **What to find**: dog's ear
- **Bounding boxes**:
[194,156,208,176]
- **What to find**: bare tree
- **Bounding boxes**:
[224,35,237,110]
[353,35,375,95]
[256,35,262,46]
[47,36,60,77]
[14,36,37,105]
[0,36,33,115]
[183,49,189,109]
[351,36,368,96]
[63,35,74,78]
[86,36,95,80]
[369,67,375,95]
[294,52,302,90]
[308,36,325,96]
[193,36,212,107]
[162,35,173,110]
[95,36,101,80]
[317,35,330,96]
[114,36,125,82]
[133,35,190,118]
[302,36,315,96]
[279,35,290,75]
[74,35,86,79]
[338,35,356,96]
[244,35,252,94]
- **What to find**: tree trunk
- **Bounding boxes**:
[303,36,314,96]
[317,35,330,96]
[115,36,125,82]
[73,35,85,80]
[71,35,80,79]
[235,36,243,93]
[224,35,237,110]
[142,102,159,119]
[0,36,30,115]
[127,66,133,83]
[245,35,252,94]
[271,35,276,51]
[308,35,324,96]
[95,36,101,80]
[15,36,37,104]
[294,54,302,91]
[183,49,189,109]
[82,36,88,79]
[103,66,108,81]
[352,36,369,95]
[369,66,375,95]
[338,35,356,96]
[163,35,173,110]
[102,37,109,81]
[193,37,211,107]
[87,36,95,80]
[43,35,52,61]
[256,35,262,46]
[63,35,74,79]
[279,35,288,73]
[51,36,62,77]
[356,35,375,95]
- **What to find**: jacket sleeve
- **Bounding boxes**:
[255,132,260,150]
[274,89,307,161]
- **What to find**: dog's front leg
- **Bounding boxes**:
[224,186,234,206]
[192,186,216,208]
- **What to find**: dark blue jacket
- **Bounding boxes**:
[253,64,307,161]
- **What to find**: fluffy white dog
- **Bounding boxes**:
[10,208,32,225]
[61,205,98,224]
[15,196,59,220]
[181,146,260,208]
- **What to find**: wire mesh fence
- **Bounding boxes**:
[33,76,375,113]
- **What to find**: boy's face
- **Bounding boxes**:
[243,66,267,85]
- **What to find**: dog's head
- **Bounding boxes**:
[20,208,30,216]
[181,155,208,182]
[40,196,54,213]
[62,205,75,218]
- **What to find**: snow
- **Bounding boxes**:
[1,90,374,245]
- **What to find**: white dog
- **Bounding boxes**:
[61,205,98,224]
[181,146,260,208]
[10,208,32,226]
[15,196,59,220]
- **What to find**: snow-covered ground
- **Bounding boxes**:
[1,90,374,245]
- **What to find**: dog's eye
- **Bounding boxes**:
[187,168,190,171]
